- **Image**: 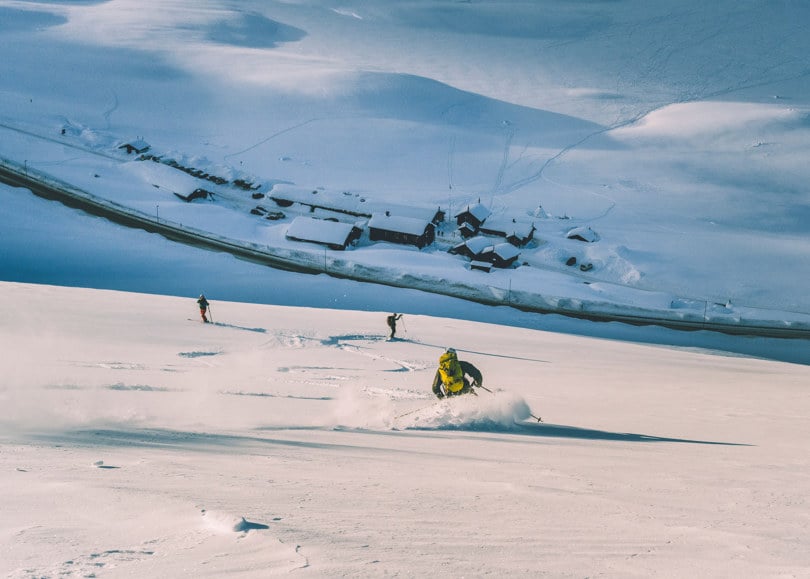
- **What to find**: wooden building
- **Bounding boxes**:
[118,139,151,155]
[454,202,491,230]
[566,226,599,243]
[285,216,362,250]
[448,236,494,259]
[479,217,536,247]
[449,237,521,269]
[479,242,521,268]
[368,214,435,249]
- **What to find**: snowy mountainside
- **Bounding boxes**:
[2,0,810,325]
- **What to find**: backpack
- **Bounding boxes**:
[438,350,465,393]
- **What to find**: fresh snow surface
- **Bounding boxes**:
[3,282,810,578]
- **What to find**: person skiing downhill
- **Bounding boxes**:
[196,294,210,323]
[386,313,403,339]
[432,348,483,398]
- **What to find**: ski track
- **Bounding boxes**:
[102,89,119,130]
[320,333,429,373]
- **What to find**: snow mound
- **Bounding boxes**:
[201,509,269,533]
[329,387,533,431]
[398,391,532,431]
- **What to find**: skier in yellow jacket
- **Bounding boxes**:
[431,348,483,398]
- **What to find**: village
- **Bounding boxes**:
[4,122,809,338]
[119,137,599,276]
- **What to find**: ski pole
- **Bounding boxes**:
[207,304,214,323]
[395,402,435,420]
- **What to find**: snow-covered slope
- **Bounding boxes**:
[2,282,810,577]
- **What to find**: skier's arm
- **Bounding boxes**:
[460,361,482,388]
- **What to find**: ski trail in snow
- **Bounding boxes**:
[320,334,428,372]
[102,90,119,130]
[491,124,514,196]
[336,342,424,372]
[223,117,323,160]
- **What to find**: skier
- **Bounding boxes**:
[386,313,403,339]
[196,294,210,323]
[431,348,483,398]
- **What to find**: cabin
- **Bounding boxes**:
[478,242,521,269]
[469,260,493,273]
[454,202,491,230]
[448,236,494,259]
[457,221,478,239]
[285,216,362,251]
[479,217,536,247]
[384,205,445,225]
[118,139,151,155]
[567,226,599,243]
[173,188,211,202]
[368,213,435,249]
[449,237,520,269]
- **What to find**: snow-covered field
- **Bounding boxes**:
[3,282,810,577]
[2,1,810,576]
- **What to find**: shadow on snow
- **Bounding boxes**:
[28,422,750,452]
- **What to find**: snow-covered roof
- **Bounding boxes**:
[118,139,150,153]
[455,202,491,223]
[462,236,494,255]
[121,159,199,195]
[286,216,359,246]
[271,185,368,216]
[270,185,443,223]
[483,242,521,261]
[368,213,432,236]
[566,226,599,242]
[480,217,535,238]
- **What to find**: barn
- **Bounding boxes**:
[285,216,363,250]
[368,214,435,249]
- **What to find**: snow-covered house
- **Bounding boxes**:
[448,236,494,259]
[566,226,599,243]
[449,237,520,269]
[368,213,435,249]
[118,139,151,155]
[479,217,536,247]
[174,188,211,202]
[454,202,491,230]
[478,242,521,269]
[285,216,362,250]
